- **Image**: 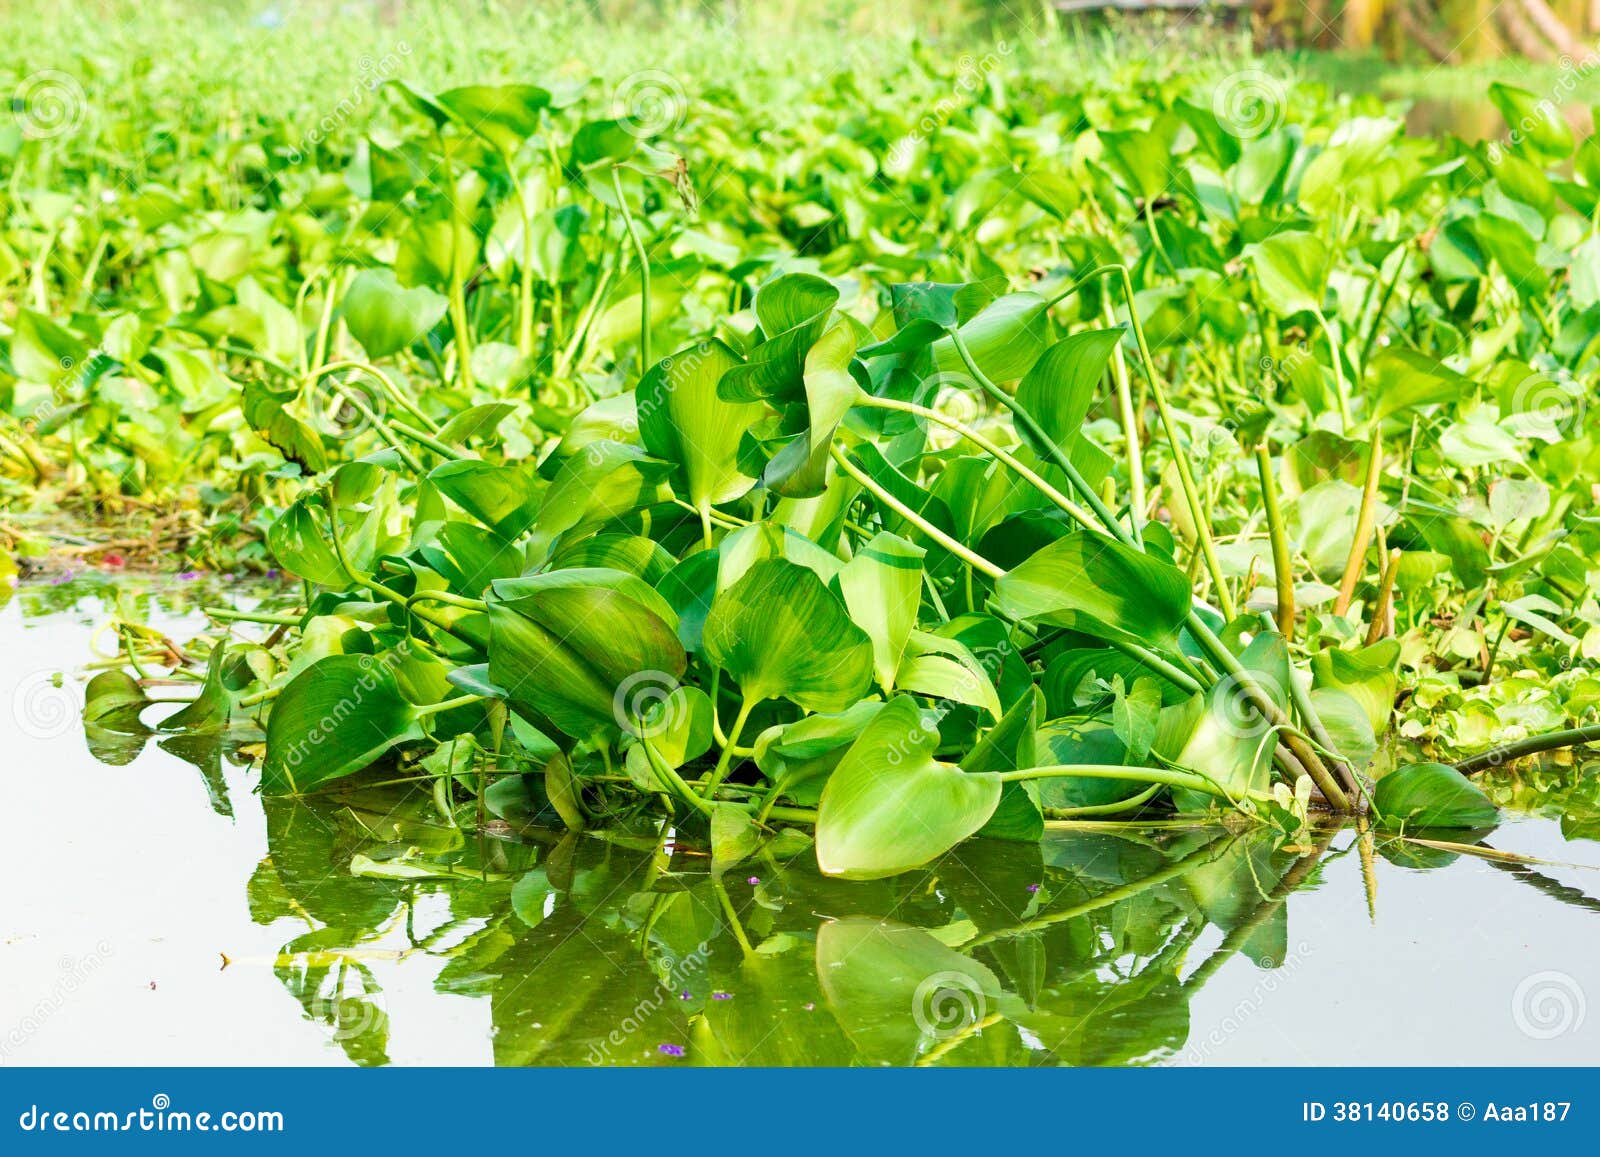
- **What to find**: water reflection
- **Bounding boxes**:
[10,577,1599,1066]
[243,792,1391,1066]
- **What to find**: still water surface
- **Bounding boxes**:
[3,579,1597,1066]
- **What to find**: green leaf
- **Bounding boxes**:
[815,917,1004,1063]
[1246,232,1329,315]
[436,84,551,153]
[1487,83,1574,159]
[702,557,874,713]
[837,531,924,692]
[1015,328,1123,459]
[262,654,424,794]
[488,569,686,743]
[815,696,1002,879]
[637,339,763,511]
[267,498,347,587]
[1375,763,1499,829]
[341,269,448,359]
[993,531,1191,650]
[930,292,1051,383]
[1370,349,1471,419]
[159,644,232,732]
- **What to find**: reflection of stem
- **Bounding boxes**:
[1357,814,1378,923]
[915,1012,1005,1066]
[1182,828,1335,990]
[712,878,755,956]
[1477,848,1600,916]
[962,834,1233,948]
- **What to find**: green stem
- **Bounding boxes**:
[1334,423,1383,616]
[204,608,302,626]
[322,380,425,473]
[1105,292,1145,540]
[1314,308,1353,432]
[436,128,474,392]
[407,590,490,613]
[311,360,438,433]
[830,446,1005,579]
[1046,783,1161,818]
[855,395,1099,528]
[612,166,651,371]
[999,762,1256,803]
[415,694,483,719]
[1455,723,1600,776]
[1254,445,1296,641]
[390,420,468,461]
[702,695,757,798]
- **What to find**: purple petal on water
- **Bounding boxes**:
[712,992,731,1000]
[658,1043,685,1057]
[746,876,761,885]
[1026,883,1040,893]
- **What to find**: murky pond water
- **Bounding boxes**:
[3,579,1597,1066]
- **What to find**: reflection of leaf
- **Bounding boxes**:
[157,732,233,818]
[816,917,1004,1065]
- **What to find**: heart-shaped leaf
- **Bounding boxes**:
[262,654,425,794]
[815,696,1002,879]
[702,557,873,713]
[342,269,448,359]
[1375,763,1499,829]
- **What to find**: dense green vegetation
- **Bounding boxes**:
[7,3,1600,877]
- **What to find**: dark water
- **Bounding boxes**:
[3,579,1597,1066]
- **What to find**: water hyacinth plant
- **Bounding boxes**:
[11,24,1598,878]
